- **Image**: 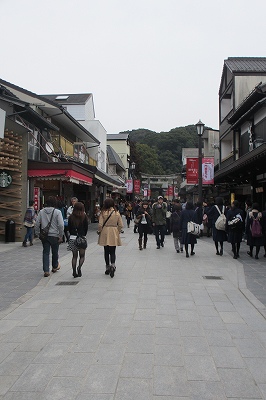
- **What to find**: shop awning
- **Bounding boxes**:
[28,169,92,185]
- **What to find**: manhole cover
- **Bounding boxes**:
[203,276,223,280]
[56,281,79,285]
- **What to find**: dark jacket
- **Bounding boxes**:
[180,209,197,245]
[68,216,89,236]
[170,210,181,238]
[207,204,228,242]
[226,207,244,244]
[152,202,167,225]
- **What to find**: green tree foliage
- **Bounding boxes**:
[120,125,201,175]
[135,143,162,175]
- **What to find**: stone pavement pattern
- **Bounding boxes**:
[0,224,266,399]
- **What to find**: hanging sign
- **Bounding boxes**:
[126,179,133,193]
[134,179,140,194]
[202,157,214,184]
[186,158,199,185]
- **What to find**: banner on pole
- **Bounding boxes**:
[186,158,199,184]
[134,179,140,194]
[126,179,133,193]
[202,157,214,184]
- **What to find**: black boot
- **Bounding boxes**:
[138,238,142,250]
[143,239,147,249]
[22,241,27,247]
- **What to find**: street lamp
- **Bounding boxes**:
[196,119,205,203]
[130,162,136,201]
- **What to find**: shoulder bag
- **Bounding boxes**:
[97,210,114,235]
[187,221,200,236]
[39,208,55,241]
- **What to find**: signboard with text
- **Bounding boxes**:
[186,158,199,184]
[134,179,140,194]
[202,157,214,184]
[126,179,133,193]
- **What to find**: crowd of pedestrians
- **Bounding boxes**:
[22,194,266,279]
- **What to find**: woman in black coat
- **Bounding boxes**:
[245,202,264,259]
[180,201,197,258]
[226,200,244,259]
[207,197,227,256]
[170,203,183,253]
[136,201,152,250]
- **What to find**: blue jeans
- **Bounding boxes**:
[42,236,59,273]
[154,225,165,246]
[24,227,33,243]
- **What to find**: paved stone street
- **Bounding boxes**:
[0,220,266,399]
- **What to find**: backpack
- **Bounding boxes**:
[250,213,262,238]
[215,205,226,231]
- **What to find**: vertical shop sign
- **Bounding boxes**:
[202,157,214,184]
[186,158,199,184]
[126,179,133,193]
[134,179,140,194]
[33,187,40,211]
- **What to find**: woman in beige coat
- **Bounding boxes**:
[98,198,123,278]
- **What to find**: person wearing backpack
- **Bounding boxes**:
[207,197,228,256]
[245,203,264,259]
[226,200,244,259]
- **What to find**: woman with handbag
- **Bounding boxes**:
[98,198,123,278]
[67,202,89,278]
[136,200,152,250]
[180,201,197,258]
[226,200,244,259]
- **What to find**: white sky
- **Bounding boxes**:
[1,0,266,133]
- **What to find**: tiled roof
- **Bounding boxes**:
[225,57,266,73]
[107,145,125,171]
[42,93,92,104]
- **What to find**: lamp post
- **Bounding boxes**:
[196,119,205,203]
[131,162,136,201]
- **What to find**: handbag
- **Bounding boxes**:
[187,221,200,236]
[97,210,114,235]
[140,215,147,224]
[74,234,87,249]
[134,216,140,224]
[166,211,172,218]
[39,209,55,241]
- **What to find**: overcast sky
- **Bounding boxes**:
[1,0,265,133]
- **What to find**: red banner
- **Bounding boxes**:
[134,179,140,194]
[186,158,199,184]
[202,157,214,184]
[168,186,174,197]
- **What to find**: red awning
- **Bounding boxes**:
[28,169,92,185]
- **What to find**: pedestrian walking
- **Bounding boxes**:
[125,202,133,228]
[152,195,167,249]
[165,199,172,235]
[67,202,89,278]
[226,200,244,259]
[207,197,227,256]
[98,198,123,278]
[180,201,197,258]
[135,200,152,250]
[246,202,264,259]
[170,203,183,253]
[35,196,64,277]
[22,200,36,247]
[66,197,78,217]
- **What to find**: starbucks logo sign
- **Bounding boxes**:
[0,171,12,188]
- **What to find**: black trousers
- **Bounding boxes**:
[104,245,116,265]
